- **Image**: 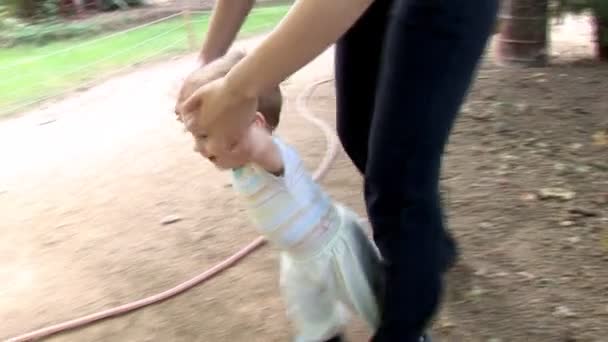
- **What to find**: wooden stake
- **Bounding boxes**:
[182,8,197,51]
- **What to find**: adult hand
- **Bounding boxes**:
[197,53,208,67]
[173,59,206,123]
[178,76,258,154]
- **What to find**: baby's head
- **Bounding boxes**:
[176,50,283,169]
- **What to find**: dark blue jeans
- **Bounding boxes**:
[334,0,498,341]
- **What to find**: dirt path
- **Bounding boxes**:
[2,17,607,342]
[0,36,343,342]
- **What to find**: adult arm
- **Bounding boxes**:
[224,0,374,97]
[179,0,374,152]
[199,0,256,64]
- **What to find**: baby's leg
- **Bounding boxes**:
[280,252,348,342]
[334,210,383,331]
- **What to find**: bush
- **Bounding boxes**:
[4,0,60,20]
[5,0,145,20]
[99,0,145,11]
[37,0,59,18]
[0,19,101,47]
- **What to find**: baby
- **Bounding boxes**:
[176,51,382,342]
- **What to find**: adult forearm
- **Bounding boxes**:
[225,0,374,97]
[200,0,256,63]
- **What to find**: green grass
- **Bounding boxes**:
[0,5,289,116]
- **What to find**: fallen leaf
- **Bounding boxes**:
[439,320,456,329]
[565,236,581,244]
[538,188,576,201]
[479,222,493,229]
[592,129,608,146]
[470,285,486,297]
[517,271,536,280]
[568,207,599,217]
[526,72,546,79]
[553,305,577,318]
[521,192,538,201]
[38,118,56,126]
[474,268,488,277]
[161,215,182,225]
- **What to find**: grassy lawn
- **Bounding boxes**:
[0,5,289,117]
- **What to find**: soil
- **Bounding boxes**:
[1,13,607,342]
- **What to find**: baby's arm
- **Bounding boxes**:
[248,128,284,176]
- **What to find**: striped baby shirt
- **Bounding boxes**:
[231,137,339,253]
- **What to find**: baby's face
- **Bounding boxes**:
[187,114,268,170]
[189,126,251,170]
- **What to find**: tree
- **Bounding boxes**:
[4,0,143,20]
[496,0,550,67]
[5,0,59,19]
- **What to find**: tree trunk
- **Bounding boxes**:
[496,0,550,67]
[594,13,608,61]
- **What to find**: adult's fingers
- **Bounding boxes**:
[179,84,207,116]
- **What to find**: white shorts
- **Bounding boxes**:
[279,204,383,342]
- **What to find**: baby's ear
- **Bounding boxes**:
[254,112,267,127]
